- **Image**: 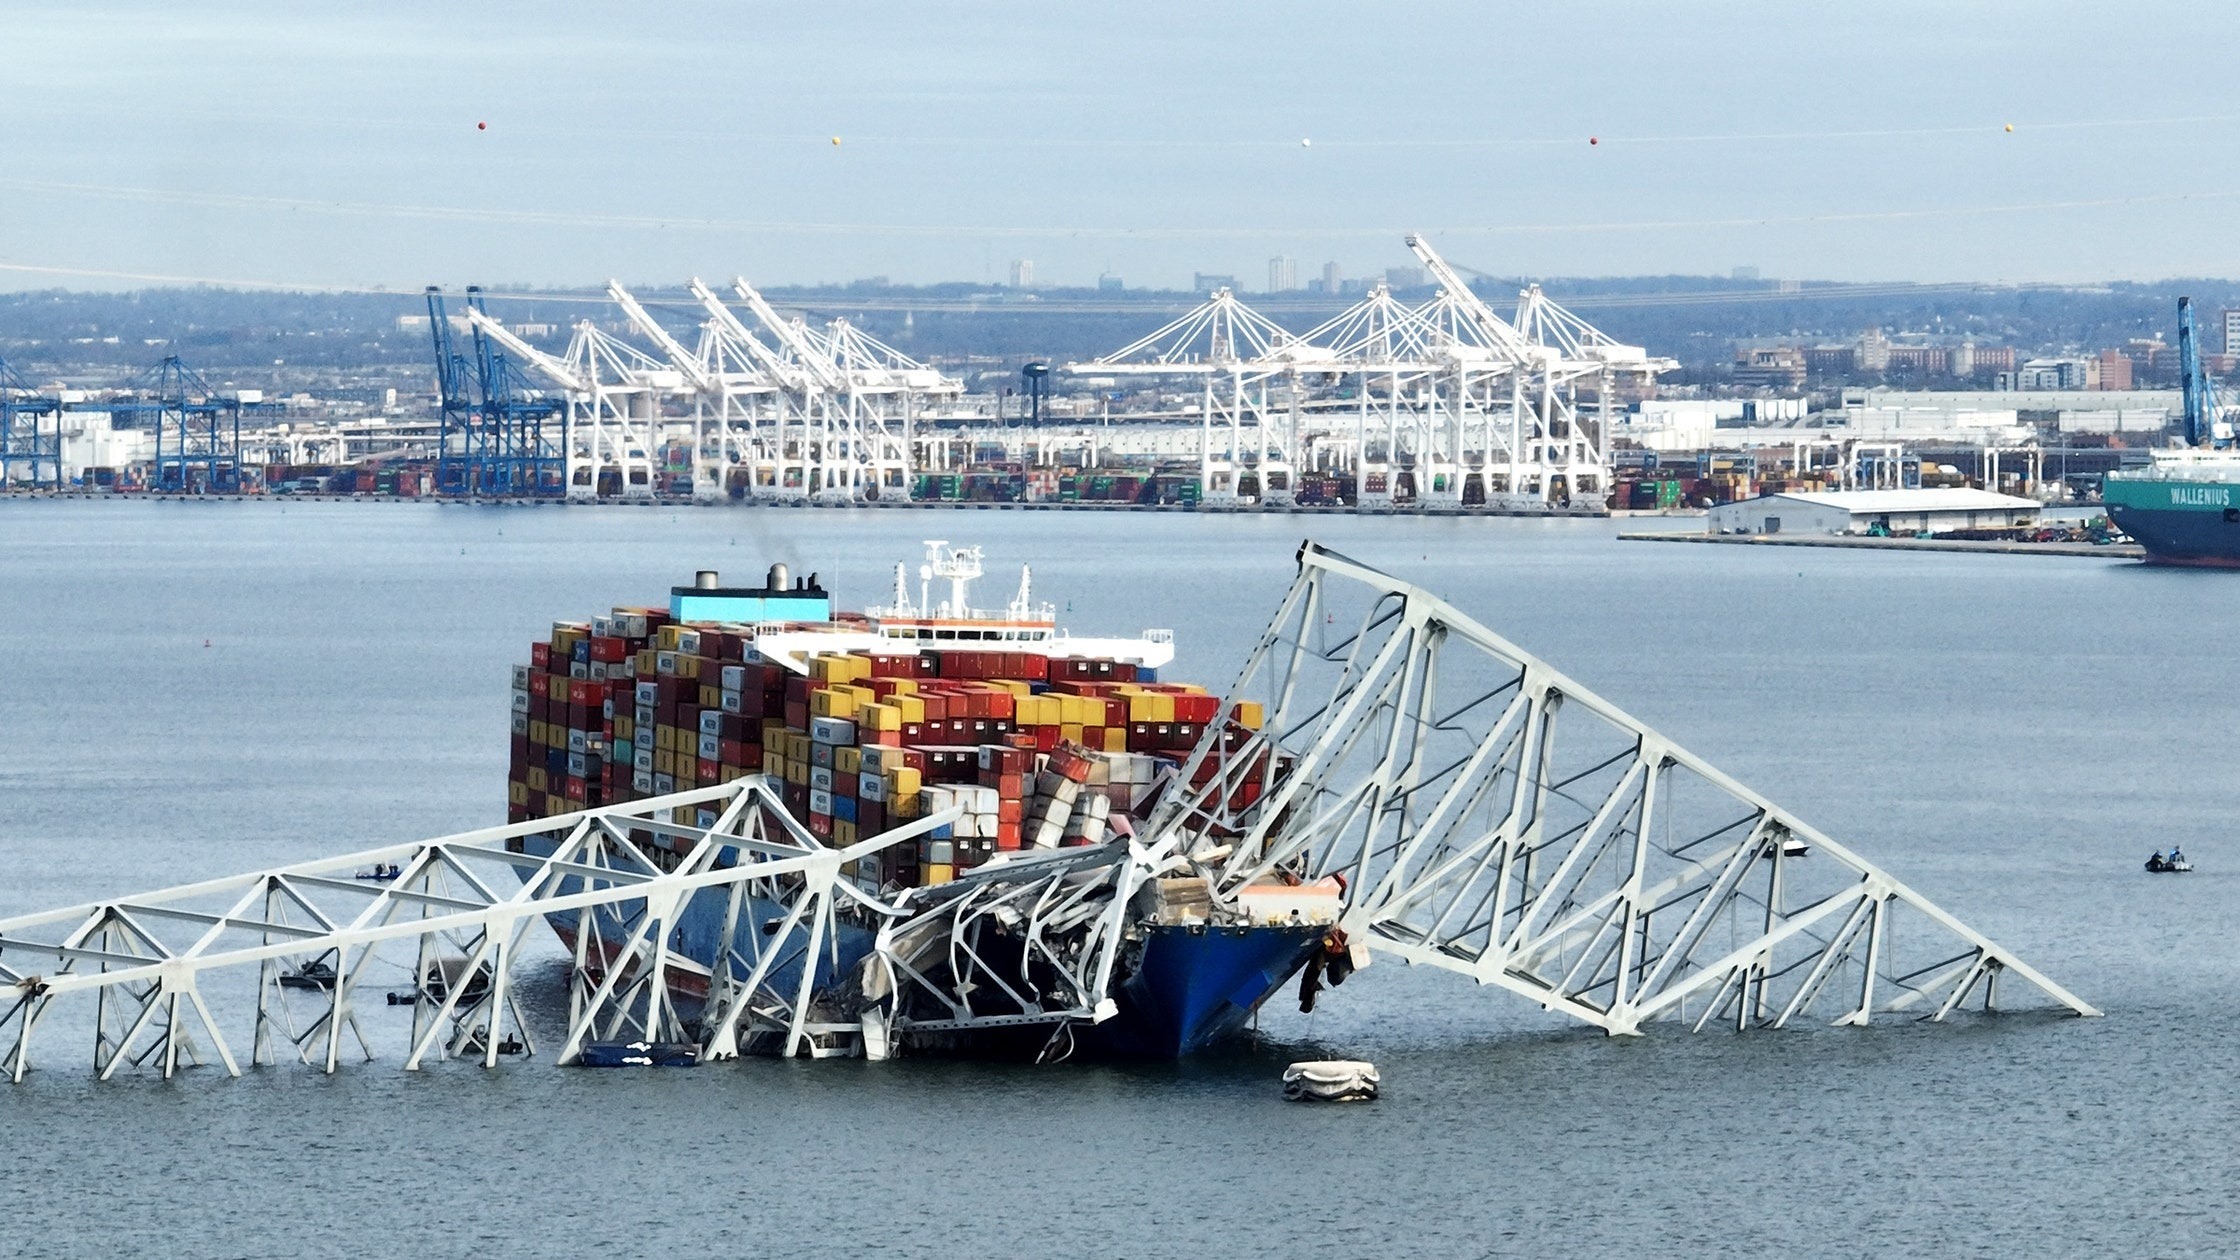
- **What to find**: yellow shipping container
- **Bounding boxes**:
[546,675,569,703]
[859,702,902,732]
[892,765,923,796]
[786,758,809,784]
[895,695,927,723]
[637,649,659,677]
[811,688,848,718]
[508,780,528,806]
[1102,727,1128,753]
[924,863,955,886]
[699,684,721,709]
[657,625,686,652]
[762,749,785,776]
[834,820,857,847]
[892,791,921,819]
[1233,700,1265,730]
[528,766,550,792]
[835,746,863,775]
[1060,722,1084,745]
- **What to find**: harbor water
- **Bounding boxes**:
[4,500,2239,1258]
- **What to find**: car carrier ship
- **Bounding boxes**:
[506,541,1342,1059]
[2102,450,2240,567]
[2101,297,2240,567]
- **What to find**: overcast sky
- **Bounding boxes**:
[6,1,2240,292]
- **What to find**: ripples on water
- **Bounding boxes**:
[3,501,2236,1259]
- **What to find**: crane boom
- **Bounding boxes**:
[1405,233,1531,358]
[463,308,586,393]
[607,282,714,392]
[732,278,845,389]
[2178,296,2221,447]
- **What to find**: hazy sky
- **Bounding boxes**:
[6,1,2240,292]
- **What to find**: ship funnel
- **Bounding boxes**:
[767,562,790,591]
[694,570,720,590]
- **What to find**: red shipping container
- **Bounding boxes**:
[531,642,551,670]
[697,758,721,782]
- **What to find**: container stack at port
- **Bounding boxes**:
[507,611,1263,889]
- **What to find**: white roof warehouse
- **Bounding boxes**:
[1708,489,2043,536]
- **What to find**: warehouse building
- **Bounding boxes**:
[1709,488,2042,536]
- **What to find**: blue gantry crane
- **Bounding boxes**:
[0,357,62,489]
[427,286,566,497]
[2177,296,2225,448]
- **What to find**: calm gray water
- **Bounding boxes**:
[4,500,2238,1259]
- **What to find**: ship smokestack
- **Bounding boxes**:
[767,562,789,591]
[694,570,719,590]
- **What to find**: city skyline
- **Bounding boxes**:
[7,2,2240,293]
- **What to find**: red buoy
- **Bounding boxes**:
[1588,136,1599,146]
[477,121,488,131]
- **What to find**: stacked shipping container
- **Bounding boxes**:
[507,605,1265,891]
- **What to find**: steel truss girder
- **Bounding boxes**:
[861,844,1158,1055]
[0,781,957,1084]
[1140,542,2098,1036]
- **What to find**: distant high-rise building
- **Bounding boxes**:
[1098,273,1123,292]
[1856,327,1891,372]
[2096,350,2133,391]
[1192,272,1238,293]
[1950,342,1975,378]
[1321,261,1341,294]
[1008,259,1034,288]
[2222,309,2240,357]
[1267,256,1298,293]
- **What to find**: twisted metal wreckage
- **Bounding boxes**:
[0,544,2095,1084]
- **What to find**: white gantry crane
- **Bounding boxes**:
[465,281,962,504]
[1066,233,1675,511]
[0,548,2093,1092]
[1066,287,1325,506]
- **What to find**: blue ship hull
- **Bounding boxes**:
[520,832,1320,1059]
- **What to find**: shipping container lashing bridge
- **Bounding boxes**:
[0,552,2095,1089]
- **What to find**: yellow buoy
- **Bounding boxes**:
[2003,124,2014,133]
[830,136,842,146]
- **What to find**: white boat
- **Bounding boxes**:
[1283,1059,1380,1102]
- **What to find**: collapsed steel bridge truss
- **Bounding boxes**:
[1145,543,2097,1034]
[0,549,2093,1088]
[0,781,957,1082]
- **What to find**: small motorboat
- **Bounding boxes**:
[1283,1059,1379,1102]
[577,1040,700,1068]
[2146,852,2194,874]
[354,864,402,882]
[277,961,337,991]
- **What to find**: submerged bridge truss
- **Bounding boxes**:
[0,781,958,1082]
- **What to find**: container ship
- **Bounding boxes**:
[2103,451,2240,567]
[505,542,1341,1059]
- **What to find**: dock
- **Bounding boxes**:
[1621,531,2144,559]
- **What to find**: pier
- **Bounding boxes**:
[1623,531,2144,559]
